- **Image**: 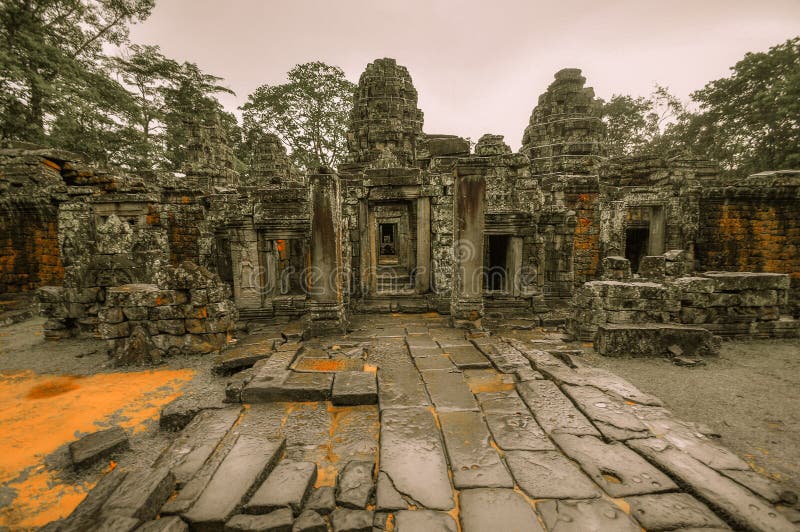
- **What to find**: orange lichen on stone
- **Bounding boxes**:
[0,367,194,529]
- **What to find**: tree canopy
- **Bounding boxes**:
[602,37,800,175]
[241,62,356,171]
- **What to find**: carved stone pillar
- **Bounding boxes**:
[307,171,347,336]
[451,161,487,329]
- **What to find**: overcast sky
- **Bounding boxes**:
[128,0,800,150]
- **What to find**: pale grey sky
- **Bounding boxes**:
[128,0,800,149]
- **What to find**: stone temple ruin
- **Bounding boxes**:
[2,58,800,531]
[1,58,797,355]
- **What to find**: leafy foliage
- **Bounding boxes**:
[241,62,355,171]
[601,85,685,158]
[680,37,800,175]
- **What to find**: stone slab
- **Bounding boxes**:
[459,488,543,532]
[553,433,677,497]
[628,438,795,531]
[69,427,129,467]
[379,407,454,510]
[625,493,729,531]
[305,486,336,515]
[476,390,554,451]
[136,516,189,532]
[406,335,439,349]
[596,323,721,358]
[212,340,273,374]
[244,460,317,516]
[394,510,457,532]
[293,510,327,532]
[332,371,377,406]
[225,508,293,532]
[331,508,374,532]
[155,407,241,487]
[438,410,513,489]
[721,469,798,505]
[420,369,478,411]
[102,466,175,522]
[377,367,430,409]
[375,471,408,511]
[92,514,140,532]
[336,460,375,509]
[414,354,456,371]
[242,371,333,402]
[562,384,649,440]
[60,468,128,532]
[505,450,601,499]
[182,436,285,530]
[516,380,600,437]
[445,345,491,369]
[536,499,641,532]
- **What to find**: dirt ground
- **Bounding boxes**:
[582,338,800,495]
[0,318,224,529]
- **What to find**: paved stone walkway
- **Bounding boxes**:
[54,314,799,531]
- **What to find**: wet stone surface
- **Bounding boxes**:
[459,488,544,532]
[553,433,678,497]
[379,407,454,510]
[394,509,457,532]
[505,450,602,499]
[245,460,317,516]
[335,460,375,509]
[438,410,513,488]
[536,499,642,532]
[625,492,730,531]
[54,315,798,532]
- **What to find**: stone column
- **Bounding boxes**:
[416,197,431,293]
[649,206,666,256]
[307,171,347,336]
[451,161,487,328]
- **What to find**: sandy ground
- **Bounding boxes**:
[582,338,800,495]
[0,318,224,530]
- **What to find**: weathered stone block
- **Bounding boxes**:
[595,323,721,358]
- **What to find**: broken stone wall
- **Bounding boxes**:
[568,272,798,341]
[98,262,237,365]
[697,171,800,316]
[0,148,69,293]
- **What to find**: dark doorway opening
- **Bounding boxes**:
[626,227,650,273]
[275,239,307,295]
[484,235,510,291]
[379,223,398,261]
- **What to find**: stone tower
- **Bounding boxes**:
[247,133,302,187]
[345,58,425,170]
[182,113,239,189]
[521,68,606,177]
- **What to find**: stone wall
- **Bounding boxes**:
[98,262,236,365]
[697,171,800,315]
[568,271,798,341]
[0,147,69,293]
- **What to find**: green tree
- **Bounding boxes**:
[679,37,800,175]
[601,85,685,158]
[0,0,154,143]
[109,44,181,170]
[241,62,355,171]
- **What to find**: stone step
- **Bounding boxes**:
[182,436,285,530]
